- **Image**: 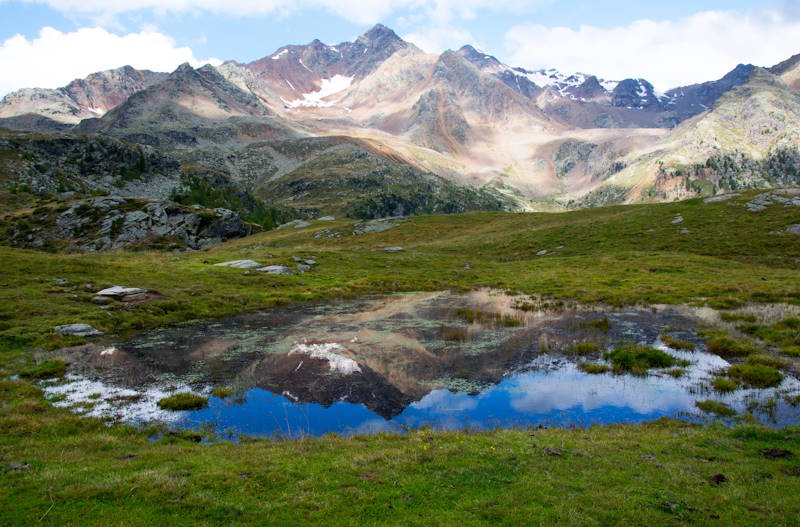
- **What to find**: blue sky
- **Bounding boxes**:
[0,0,798,94]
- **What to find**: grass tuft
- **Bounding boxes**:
[20,359,67,379]
[727,364,783,388]
[604,344,677,376]
[157,393,208,411]
[211,386,235,399]
[705,335,759,358]
[578,362,610,374]
[660,334,696,351]
[696,400,737,417]
[564,341,600,356]
[712,377,739,393]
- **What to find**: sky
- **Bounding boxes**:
[0,0,799,96]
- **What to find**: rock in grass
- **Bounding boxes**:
[297,264,312,272]
[536,250,547,256]
[54,323,103,337]
[214,260,264,269]
[385,246,404,253]
[96,286,147,298]
[157,393,208,411]
[787,224,800,235]
[277,220,311,230]
[257,265,292,275]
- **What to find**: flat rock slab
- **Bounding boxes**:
[787,224,800,235]
[704,194,739,203]
[384,246,404,253]
[671,215,684,224]
[278,220,311,230]
[96,286,147,298]
[353,218,402,236]
[297,264,312,272]
[214,260,264,269]
[257,265,292,275]
[55,324,104,337]
[318,216,335,221]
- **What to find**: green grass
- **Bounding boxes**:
[747,354,789,370]
[1,191,800,524]
[564,341,600,356]
[4,379,798,525]
[19,359,67,379]
[211,386,235,399]
[727,364,784,389]
[157,393,208,411]
[660,334,696,351]
[604,344,680,376]
[578,362,610,374]
[695,400,738,417]
[706,335,760,358]
[0,190,799,355]
[712,377,739,393]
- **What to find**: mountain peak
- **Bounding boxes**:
[456,45,502,70]
[357,24,403,47]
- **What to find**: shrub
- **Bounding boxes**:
[157,393,208,411]
[727,364,783,388]
[605,344,677,376]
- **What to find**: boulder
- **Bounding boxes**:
[787,224,800,235]
[96,286,147,298]
[214,260,264,269]
[278,220,311,230]
[297,264,312,272]
[257,265,292,275]
[55,324,104,337]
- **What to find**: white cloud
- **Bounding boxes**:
[504,9,800,91]
[16,0,545,26]
[403,25,474,54]
[0,26,220,95]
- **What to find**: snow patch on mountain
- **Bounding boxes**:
[272,49,288,60]
[289,342,361,375]
[285,75,353,108]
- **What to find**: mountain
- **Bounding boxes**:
[582,67,800,205]
[0,66,166,125]
[0,24,799,246]
[771,53,800,90]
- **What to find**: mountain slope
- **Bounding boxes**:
[0,66,166,124]
[588,68,800,204]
